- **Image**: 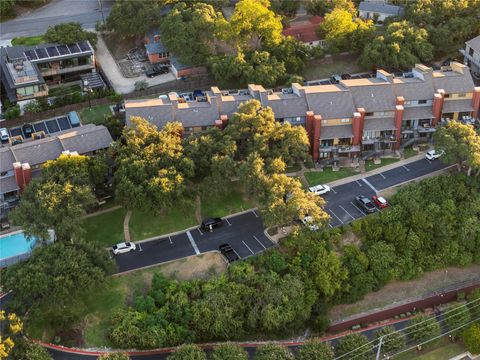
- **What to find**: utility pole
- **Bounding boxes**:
[98,0,105,24]
[376,336,384,360]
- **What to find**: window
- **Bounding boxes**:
[201,126,208,131]
[365,112,374,116]
[444,93,450,98]
[404,100,411,106]
[322,120,328,124]
[469,48,474,56]
[341,118,350,123]
[457,93,466,98]
[418,100,427,104]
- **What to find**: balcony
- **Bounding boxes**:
[16,89,49,100]
[40,64,94,77]
[362,135,397,143]
[461,49,480,69]
[320,145,360,152]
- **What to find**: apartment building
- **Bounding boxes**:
[461,34,480,80]
[0,124,113,216]
[125,62,480,161]
[0,41,95,106]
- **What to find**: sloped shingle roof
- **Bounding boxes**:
[358,1,403,16]
[466,35,480,53]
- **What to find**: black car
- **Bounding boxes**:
[219,243,239,263]
[201,217,224,231]
[146,65,169,78]
[22,123,34,138]
[355,195,377,213]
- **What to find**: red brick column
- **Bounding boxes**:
[352,108,365,146]
[472,87,480,120]
[394,105,404,150]
[220,114,228,128]
[22,163,31,187]
[13,162,25,192]
[312,115,322,161]
[306,111,315,155]
[214,120,223,129]
[432,89,445,126]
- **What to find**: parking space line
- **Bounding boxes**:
[242,240,254,255]
[402,165,410,172]
[232,248,242,259]
[251,210,259,218]
[350,202,367,216]
[328,223,333,228]
[253,235,266,250]
[339,205,355,220]
[225,218,232,226]
[379,172,386,179]
[168,236,173,244]
[137,243,143,252]
[186,231,200,255]
[361,178,378,194]
[355,180,363,187]
[197,228,203,235]
[331,188,337,194]
[329,209,344,224]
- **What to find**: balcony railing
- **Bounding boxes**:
[40,64,94,77]
[16,89,49,100]
[320,145,360,152]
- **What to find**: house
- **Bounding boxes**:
[0,124,113,216]
[0,41,96,107]
[461,34,480,80]
[358,1,403,22]
[282,15,326,48]
[143,29,207,79]
[125,62,480,161]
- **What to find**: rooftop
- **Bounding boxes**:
[282,15,324,43]
[466,34,480,53]
[358,1,404,16]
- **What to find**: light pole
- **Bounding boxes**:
[98,0,105,24]
[83,79,92,109]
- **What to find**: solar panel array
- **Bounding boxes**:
[22,42,92,62]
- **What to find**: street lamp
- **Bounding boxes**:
[83,79,92,109]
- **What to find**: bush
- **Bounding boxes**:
[462,323,480,354]
[168,344,206,360]
[5,104,20,120]
[134,80,148,91]
[408,314,441,343]
[107,93,123,102]
[298,339,334,360]
[211,343,248,360]
[335,333,371,360]
[98,353,130,360]
[254,344,294,360]
[23,99,43,113]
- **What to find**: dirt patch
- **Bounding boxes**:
[329,265,480,322]
[339,231,361,247]
[103,33,140,62]
[378,186,400,199]
[158,252,227,281]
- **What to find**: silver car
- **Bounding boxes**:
[112,242,136,255]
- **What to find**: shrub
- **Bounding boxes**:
[254,344,294,360]
[168,344,206,360]
[4,104,20,120]
[134,80,148,91]
[462,323,480,354]
[23,99,43,113]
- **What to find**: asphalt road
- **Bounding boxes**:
[1,0,114,40]
[114,210,275,273]
[322,158,449,227]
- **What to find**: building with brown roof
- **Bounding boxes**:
[282,15,326,48]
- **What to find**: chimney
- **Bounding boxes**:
[396,96,405,106]
[168,92,178,107]
[220,114,228,128]
[352,108,365,146]
[13,162,24,192]
[450,62,466,74]
[22,163,31,187]
[312,115,322,161]
[472,87,480,120]
[376,69,393,83]
[214,119,223,129]
[210,86,223,113]
[432,89,445,126]
[153,34,160,43]
[306,111,315,154]
[413,64,433,81]
[394,105,404,150]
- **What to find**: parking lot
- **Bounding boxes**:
[114,210,275,273]
[7,115,78,140]
[322,158,451,227]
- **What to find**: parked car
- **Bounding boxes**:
[68,111,81,127]
[330,74,342,84]
[0,128,9,143]
[219,243,239,263]
[112,242,136,255]
[300,216,319,231]
[372,195,389,209]
[309,184,331,196]
[425,149,444,161]
[22,123,34,138]
[146,65,169,78]
[201,217,224,231]
[355,195,377,213]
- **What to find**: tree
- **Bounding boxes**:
[408,314,441,343]
[2,242,114,329]
[434,122,480,176]
[254,344,294,360]
[444,304,471,336]
[0,0,16,17]
[359,21,433,70]
[10,338,53,360]
[374,325,406,354]
[462,323,480,354]
[44,22,97,46]
[229,0,283,50]
[114,117,194,212]
[305,0,332,16]
[270,0,301,17]
[211,343,248,360]
[168,344,206,360]
[365,241,398,288]
[297,338,334,360]
[267,36,309,77]
[241,51,286,87]
[334,333,371,360]
[467,289,480,320]
[160,2,227,65]
[0,311,23,359]
[11,154,98,243]
[317,9,357,53]
[98,353,130,360]
[106,0,162,38]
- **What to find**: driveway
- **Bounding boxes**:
[113,210,275,273]
[1,0,115,40]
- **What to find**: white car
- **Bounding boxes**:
[425,150,444,161]
[112,242,136,255]
[309,184,331,195]
[0,128,9,143]
[300,216,319,231]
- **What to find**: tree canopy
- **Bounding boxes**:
[168,344,206,360]
[254,344,294,360]
[334,333,371,360]
[211,343,248,360]
[297,338,334,360]
[44,22,97,46]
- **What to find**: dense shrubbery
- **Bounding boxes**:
[109,174,480,348]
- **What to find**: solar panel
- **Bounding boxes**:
[35,48,48,59]
[24,50,38,60]
[57,45,70,55]
[78,41,90,52]
[46,46,59,57]
[67,44,80,53]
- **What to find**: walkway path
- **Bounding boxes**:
[83,205,121,219]
[123,210,132,242]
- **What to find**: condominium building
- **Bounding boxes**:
[125,62,480,161]
[461,34,480,80]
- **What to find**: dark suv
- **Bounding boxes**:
[146,65,169,78]
[219,244,239,263]
[201,217,223,231]
[22,123,34,138]
[355,195,377,213]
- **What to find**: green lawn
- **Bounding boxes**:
[79,104,113,125]
[48,84,82,97]
[201,182,255,219]
[83,207,127,246]
[11,35,45,46]
[305,167,356,185]
[285,164,302,173]
[304,56,367,81]
[129,206,197,241]
[365,157,399,172]
[404,146,419,159]
[395,338,466,360]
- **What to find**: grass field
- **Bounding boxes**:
[394,338,466,360]
[83,207,127,246]
[48,84,82,97]
[404,147,419,159]
[201,182,254,219]
[79,104,113,125]
[305,167,356,185]
[304,55,368,81]
[11,35,45,46]
[365,157,399,172]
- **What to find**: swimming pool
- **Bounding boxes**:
[0,231,44,267]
